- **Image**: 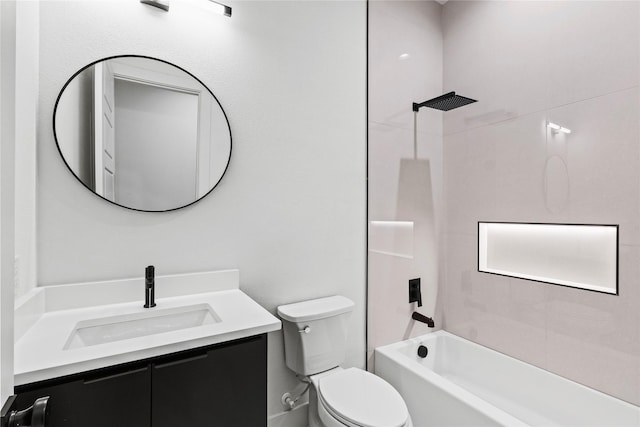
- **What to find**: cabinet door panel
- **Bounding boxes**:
[152,334,266,427]
[15,364,151,427]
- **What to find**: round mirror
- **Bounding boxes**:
[54,55,231,212]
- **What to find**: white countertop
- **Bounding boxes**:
[14,271,281,386]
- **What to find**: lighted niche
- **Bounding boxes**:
[478,222,618,294]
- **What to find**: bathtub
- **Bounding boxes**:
[375,331,640,427]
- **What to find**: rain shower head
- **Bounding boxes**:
[412,91,477,112]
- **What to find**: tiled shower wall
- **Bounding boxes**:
[442,1,640,405]
[367,0,444,368]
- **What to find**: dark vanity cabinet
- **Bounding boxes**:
[14,334,267,427]
[14,363,150,427]
[152,333,266,426]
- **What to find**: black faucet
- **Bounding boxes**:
[408,278,434,327]
[144,265,156,308]
[412,311,435,328]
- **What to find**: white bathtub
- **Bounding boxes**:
[375,331,640,427]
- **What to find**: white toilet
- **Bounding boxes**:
[277,295,413,427]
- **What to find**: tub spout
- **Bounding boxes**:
[412,311,434,328]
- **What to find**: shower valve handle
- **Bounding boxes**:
[409,278,422,307]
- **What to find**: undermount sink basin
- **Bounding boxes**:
[63,304,220,350]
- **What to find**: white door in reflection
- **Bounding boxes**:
[114,79,199,211]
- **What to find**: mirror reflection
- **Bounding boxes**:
[54,55,231,212]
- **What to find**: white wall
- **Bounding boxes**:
[367,0,444,369]
[0,0,17,403]
[36,1,366,425]
[442,0,640,405]
[14,1,38,301]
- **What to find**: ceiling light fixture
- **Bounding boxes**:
[140,0,169,12]
[209,0,232,17]
[140,0,232,17]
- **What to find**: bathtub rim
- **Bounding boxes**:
[375,330,640,426]
[375,331,527,426]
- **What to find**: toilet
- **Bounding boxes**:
[277,296,413,427]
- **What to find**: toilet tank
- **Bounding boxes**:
[277,295,354,376]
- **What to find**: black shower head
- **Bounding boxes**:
[413,91,477,112]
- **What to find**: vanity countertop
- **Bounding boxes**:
[14,270,281,386]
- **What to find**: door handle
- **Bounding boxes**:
[5,396,49,427]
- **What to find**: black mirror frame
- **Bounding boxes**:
[52,54,232,213]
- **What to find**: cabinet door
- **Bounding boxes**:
[14,363,151,427]
[152,334,267,427]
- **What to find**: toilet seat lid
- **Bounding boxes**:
[318,368,408,427]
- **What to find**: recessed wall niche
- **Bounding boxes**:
[478,222,618,294]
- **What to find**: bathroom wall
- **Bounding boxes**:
[14,1,38,300]
[367,0,443,369]
[35,2,366,425]
[442,1,640,405]
[1,0,18,401]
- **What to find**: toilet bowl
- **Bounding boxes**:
[276,296,412,427]
[310,367,412,427]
